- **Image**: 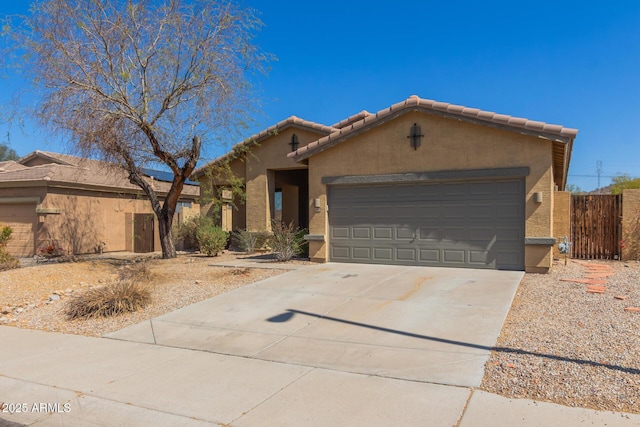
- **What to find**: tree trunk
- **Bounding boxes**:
[157,209,177,259]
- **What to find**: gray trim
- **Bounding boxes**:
[0,197,41,205]
[525,237,557,245]
[304,234,325,242]
[322,167,530,185]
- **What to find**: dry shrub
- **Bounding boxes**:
[118,261,151,283]
[230,267,249,276]
[0,256,20,271]
[65,279,151,319]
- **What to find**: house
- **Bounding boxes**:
[0,151,200,257]
[193,96,577,273]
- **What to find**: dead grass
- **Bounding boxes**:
[65,279,151,319]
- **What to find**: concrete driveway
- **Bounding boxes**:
[106,263,523,388]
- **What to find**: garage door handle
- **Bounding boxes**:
[410,230,417,243]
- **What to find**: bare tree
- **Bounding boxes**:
[9,0,269,258]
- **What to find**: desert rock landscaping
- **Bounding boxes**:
[481,259,640,415]
[0,252,287,337]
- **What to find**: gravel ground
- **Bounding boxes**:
[2,254,638,413]
[481,258,640,414]
[0,251,289,337]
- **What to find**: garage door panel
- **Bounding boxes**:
[396,227,415,240]
[331,246,350,260]
[373,247,393,261]
[443,250,465,263]
[418,228,442,242]
[0,203,37,257]
[418,249,440,262]
[331,226,350,239]
[396,248,416,262]
[352,247,371,260]
[352,227,371,239]
[373,227,393,239]
[469,250,489,264]
[328,179,524,270]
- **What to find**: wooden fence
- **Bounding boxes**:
[570,194,622,259]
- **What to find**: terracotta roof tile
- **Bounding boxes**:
[288,95,579,161]
[192,116,336,177]
[1,151,199,197]
[332,110,371,129]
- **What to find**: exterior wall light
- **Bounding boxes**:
[290,134,299,152]
[407,123,423,150]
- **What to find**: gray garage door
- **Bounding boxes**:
[328,179,524,270]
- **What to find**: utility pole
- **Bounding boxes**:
[596,160,603,189]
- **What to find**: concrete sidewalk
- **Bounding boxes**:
[1,327,639,426]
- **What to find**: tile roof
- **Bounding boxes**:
[331,110,371,129]
[0,151,199,197]
[288,95,578,162]
[287,95,577,189]
[192,116,336,177]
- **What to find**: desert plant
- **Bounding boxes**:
[269,220,305,262]
[0,225,19,271]
[118,261,151,283]
[173,215,201,249]
[65,279,151,319]
[39,242,66,257]
[232,228,259,253]
[196,222,229,256]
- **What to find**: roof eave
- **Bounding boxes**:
[193,119,335,178]
[291,105,578,171]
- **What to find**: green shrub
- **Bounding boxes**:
[173,216,202,250]
[196,222,229,256]
[269,220,306,262]
[65,279,151,319]
[0,225,19,271]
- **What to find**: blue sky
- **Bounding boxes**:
[2,1,639,191]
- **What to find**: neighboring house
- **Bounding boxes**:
[194,95,577,273]
[0,151,199,257]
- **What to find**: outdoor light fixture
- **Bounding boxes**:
[290,134,299,152]
[407,123,423,150]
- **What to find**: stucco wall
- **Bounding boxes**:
[38,190,198,255]
[243,127,318,231]
[621,189,640,261]
[306,111,556,272]
[553,191,571,259]
[40,191,157,254]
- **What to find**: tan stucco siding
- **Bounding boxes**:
[40,192,156,254]
[622,189,640,260]
[36,190,198,255]
[244,127,315,231]
[306,111,555,271]
[553,191,571,258]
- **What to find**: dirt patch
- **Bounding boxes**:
[0,251,294,337]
